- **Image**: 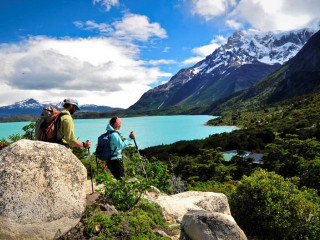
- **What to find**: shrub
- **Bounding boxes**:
[187,180,237,197]
[83,200,170,239]
[96,174,149,212]
[230,169,320,240]
[263,135,320,192]
[84,208,126,239]
[145,157,173,194]
[95,150,173,211]
[173,148,236,182]
[0,138,9,150]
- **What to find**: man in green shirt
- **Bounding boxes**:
[57,98,91,149]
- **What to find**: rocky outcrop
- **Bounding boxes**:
[143,191,247,240]
[0,139,87,240]
[143,191,230,223]
[180,210,247,240]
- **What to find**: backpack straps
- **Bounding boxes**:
[107,130,119,159]
[55,112,68,145]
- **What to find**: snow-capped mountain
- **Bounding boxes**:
[130,28,316,111]
[0,98,120,117]
[207,29,320,114]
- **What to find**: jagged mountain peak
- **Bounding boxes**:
[208,29,320,114]
[9,98,43,109]
[22,98,38,104]
[216,28,315,65]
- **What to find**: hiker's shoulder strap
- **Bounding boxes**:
[58,112,68,118]
[55,112,69,129]
[56,112,68,124]
[54,112,69,142]
[107,130,120,135]
[107,131,119,156]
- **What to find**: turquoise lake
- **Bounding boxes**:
[0,115,236,149]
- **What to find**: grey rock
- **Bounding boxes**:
[0,139,87,240]
[181,210,247,240]
[153,228,170,238]
[143,191,230,223]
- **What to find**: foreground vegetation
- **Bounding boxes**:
[80,199,175,240]
[1,127,178,239]
[141,92,320,239]
[1,92,320,239]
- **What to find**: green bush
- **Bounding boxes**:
[263,135,320,192]
[83,200,170,239]
[96,173,149,212]
[173,148,236,182]
[187,180,237,197]
[95,149,173,211]
[145,157,173,194]
[230,169,320,240]
[84,208,125,239]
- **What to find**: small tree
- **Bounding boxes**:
[174,148,235,182]
[230,169,320,240]
[22,122,36,140]
[263,134,320,192]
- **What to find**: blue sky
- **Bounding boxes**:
[0,0,319,108]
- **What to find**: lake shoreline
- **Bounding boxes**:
[0,115,237,150]
[204,123,241,130]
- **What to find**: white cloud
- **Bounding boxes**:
[192,37,226,56]
[182,56,204,65]
[147,59,177,66]
[191,0,237,21]
[74,13,167,42]
[226,19,243,29]
[93,0,119,11]
[230,0,320,31]
[162,47,170,53]
[182,35,227,65]
[0,36,172,108]
[112,13,167,41]
[188,0,320,31]
[74,20,112,33]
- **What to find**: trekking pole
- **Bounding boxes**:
[96,156,99,176]
[87,142,94,194]
[132,133,149,182]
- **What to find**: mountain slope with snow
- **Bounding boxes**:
[130,28,316,111]
[207,29,320,114]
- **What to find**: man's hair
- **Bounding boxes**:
[110,117,118,127]
[63,103,71,108]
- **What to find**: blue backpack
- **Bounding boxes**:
[96,131,118,161]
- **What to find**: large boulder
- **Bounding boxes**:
[180,210,247,240]
[143,191,247,239]
[0,139,87,240]
[143,191,230,223]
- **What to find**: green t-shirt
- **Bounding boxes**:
[57,108,77,146]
